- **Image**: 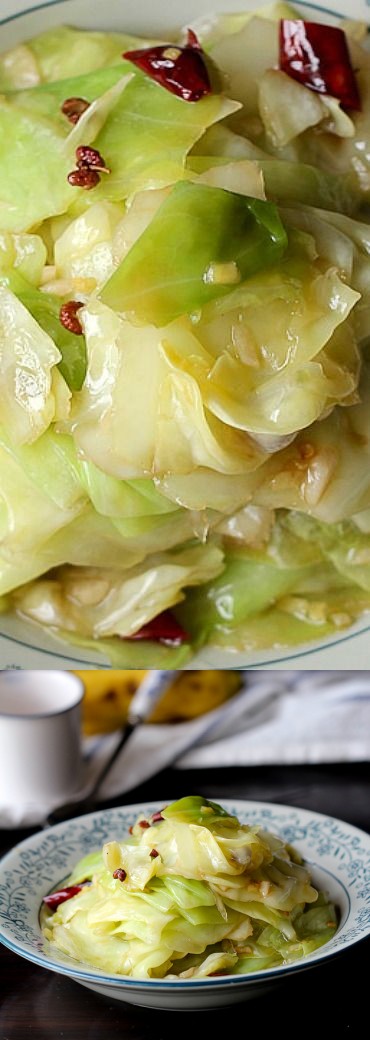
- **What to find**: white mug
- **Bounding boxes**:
[0,671,84,818]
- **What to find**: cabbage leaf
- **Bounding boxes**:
[100,182,287,324]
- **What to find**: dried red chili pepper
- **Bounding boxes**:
[138,819,151,829]
[126,610,189,646]
[59,300,84,335]
[76,146,110,173]
[185,28,201,50]
[43,885,87,912]
[279,19,361,110]
[150,848,159,858]
[61,97,90,124]
[123,30,211,102]
[67,167,101,189]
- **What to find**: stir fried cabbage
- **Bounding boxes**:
[2,3,370,664]
[42,796,338,979]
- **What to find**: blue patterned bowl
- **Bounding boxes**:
[0,800,369,1010]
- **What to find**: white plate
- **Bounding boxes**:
[1,0,370,670]
[0,798,369,1009]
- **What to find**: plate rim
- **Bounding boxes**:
[2,612,370,670]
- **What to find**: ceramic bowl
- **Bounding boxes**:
[0,799,369,1010]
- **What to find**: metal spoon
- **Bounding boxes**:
[44,670,177,828]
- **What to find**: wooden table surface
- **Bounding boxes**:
[1,762,369,1038]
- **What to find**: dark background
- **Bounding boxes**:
[1,761,369,1038]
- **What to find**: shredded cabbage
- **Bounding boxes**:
[2,3,370,664]
[42,796,338,979]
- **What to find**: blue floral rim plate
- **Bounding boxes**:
[0,800,369,1009]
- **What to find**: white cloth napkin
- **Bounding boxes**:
[2,671,370,828]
